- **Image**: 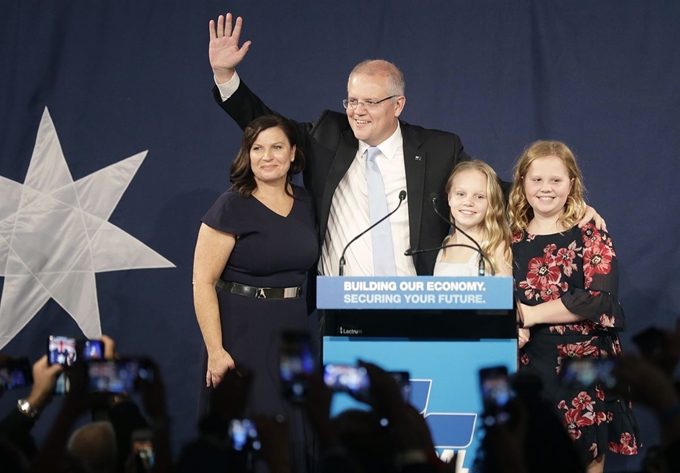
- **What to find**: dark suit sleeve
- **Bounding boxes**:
[212,81,279,131]
[211,79,321,160]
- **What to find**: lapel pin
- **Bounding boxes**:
[415,155,423,161]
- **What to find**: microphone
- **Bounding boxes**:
[409,193,492,276]
[338,190,407,276]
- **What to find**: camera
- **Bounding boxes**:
[0,357,33,390]
[323,364,371,401]
[479,366,512,425]
[86,358,155,393]
[560,357,618,391]
[229,419,261,452]
[279,331,315,403]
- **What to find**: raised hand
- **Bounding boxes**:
[208,13,252,83]
[26,355,63,411]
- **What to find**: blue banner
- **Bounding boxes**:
[317,276,513,310]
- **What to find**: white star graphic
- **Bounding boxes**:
[0,108,175,349]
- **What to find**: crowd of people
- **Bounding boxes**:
[1,328,680,472]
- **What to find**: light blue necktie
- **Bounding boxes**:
[365,147,396,275]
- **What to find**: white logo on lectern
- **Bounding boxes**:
[338,327,362,335]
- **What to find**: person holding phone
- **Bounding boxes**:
[193,115,318,472]
[0,356,63,463]
[508,141,639,473]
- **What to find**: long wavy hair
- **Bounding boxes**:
[230,115,305,198]
[508,140,586,234]
[444,160,512,273]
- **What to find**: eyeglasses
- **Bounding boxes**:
[342,95,398,110]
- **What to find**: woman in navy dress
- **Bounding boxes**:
[508,141,638,473]
[193,115,318,472]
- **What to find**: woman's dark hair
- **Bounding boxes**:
[230,115,305,198]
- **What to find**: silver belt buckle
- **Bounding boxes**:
[283,287,298,298]
[256,287,267,299]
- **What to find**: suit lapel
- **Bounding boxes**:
[320,130,358,242]
[401,123,425,254]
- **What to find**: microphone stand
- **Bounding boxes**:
[429,194,495,276]
[338,190,407,276]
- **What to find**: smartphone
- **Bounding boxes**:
[280,331,315,403]
[50,339,104,395]
[228,419,261,452]
[48,335,77,366]
[0,357,33,390]
[81,340,104,361]
[479,366,511,425]
[632,327,665,356]
[390,371,411,402]
[86,359,155,393]
[323,364,371,401]
[131,429,155,472]
[560,357,618,391]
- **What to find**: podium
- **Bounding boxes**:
[318,276,517,467]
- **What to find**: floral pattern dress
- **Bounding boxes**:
[513,222,639,462]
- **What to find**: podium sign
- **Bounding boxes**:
[317,275,513,310]
[319,276,517,468]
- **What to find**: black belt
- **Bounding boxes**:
[216,280,302,299]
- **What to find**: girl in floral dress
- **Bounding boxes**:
[508,140,639,473]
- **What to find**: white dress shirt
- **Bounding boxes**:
[320,127,415,276]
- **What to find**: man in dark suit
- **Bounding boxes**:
[207,14,602,277]
[209,14,468,277]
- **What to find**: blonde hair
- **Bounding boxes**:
[508,140,586,234]
[445,160,512,273]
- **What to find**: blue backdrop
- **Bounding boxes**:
[2,1,679,471]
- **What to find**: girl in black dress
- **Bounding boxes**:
[508,140,638,473]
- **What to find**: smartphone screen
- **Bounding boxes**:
[323,364,370,400]
[228,419,261,452]
[50,339,103,395]
[82,340,104,360]
[280,331,315,403]
[48,335,77,366]
[479,366,511,425]
[560,357,617,391]
[0,357,33,390]
[87,359,154,393]
[131,429,155,472]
